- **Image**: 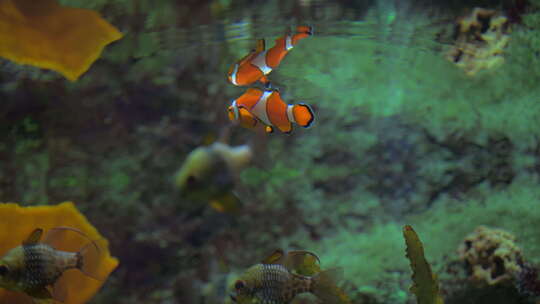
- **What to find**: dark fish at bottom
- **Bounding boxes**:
[230,249,348,304]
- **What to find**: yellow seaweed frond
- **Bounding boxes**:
[0,0,123,81]
[0,202,119,304]
[403,225,444,304]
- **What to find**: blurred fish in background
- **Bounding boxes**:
[174,130,253,214]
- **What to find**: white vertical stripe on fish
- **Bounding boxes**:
[285,35,293,50]
[251,90,272,126]
[286,105,295,123]
[251,51,272,75]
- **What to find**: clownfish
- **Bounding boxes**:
[227,25,313,87]
[228,88,314,134]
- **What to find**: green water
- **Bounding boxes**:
[1,0,540,303]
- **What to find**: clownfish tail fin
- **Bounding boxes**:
[292,25,313,44]
[292,103,315,128]
[296,25,313,36]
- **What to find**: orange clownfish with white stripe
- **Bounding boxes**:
[227,25,313,87]
[228,88,314,134]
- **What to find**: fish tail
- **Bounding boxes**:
[77,238,105,281]
[292,25,313,44]
[296,25,313,35]
[292,103,315,128]
[42,226,106,281]
[311,268,347,304]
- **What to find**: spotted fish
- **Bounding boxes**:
[230,249,345,304]
[0,227,103,302]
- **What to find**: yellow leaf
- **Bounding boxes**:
[0,0,123,81]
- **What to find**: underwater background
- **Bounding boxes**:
[2,0,540,303]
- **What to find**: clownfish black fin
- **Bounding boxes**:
[256,39,266,52]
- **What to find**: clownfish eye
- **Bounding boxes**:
[0,265,8,276]
[234,280,246,290]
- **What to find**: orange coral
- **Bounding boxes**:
[0,202,119,304]
[458,226,523,285]
[0,0,123,81]
[447,8,510,76]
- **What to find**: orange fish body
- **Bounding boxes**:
[227,25,313,86]
[228,88,314,134]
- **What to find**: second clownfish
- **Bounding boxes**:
[227,25,313,87]
[228,88,314,134]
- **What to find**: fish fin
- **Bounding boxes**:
[76,238,106,281]
[311,268,350,304]
[27,286,53,299]
[42,227,91,249]
[293,103,315,128]
[284,250,321,275]
[245,87,263,96]
[259,75,270,85]
[292,25,313,45]
[209,192,242,214]
[44,227,105,281]
[265,126,274,134]
[24,228,43,245]
[281,124,293,134]
[255,39,266,52]
[238,108,258,127]
[52,273,69,303]
[296,25,313,35]
[261,248,286,264]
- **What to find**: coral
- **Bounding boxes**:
[447,7,511,76]
[458,226,523,285]
[0,202,119,304]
